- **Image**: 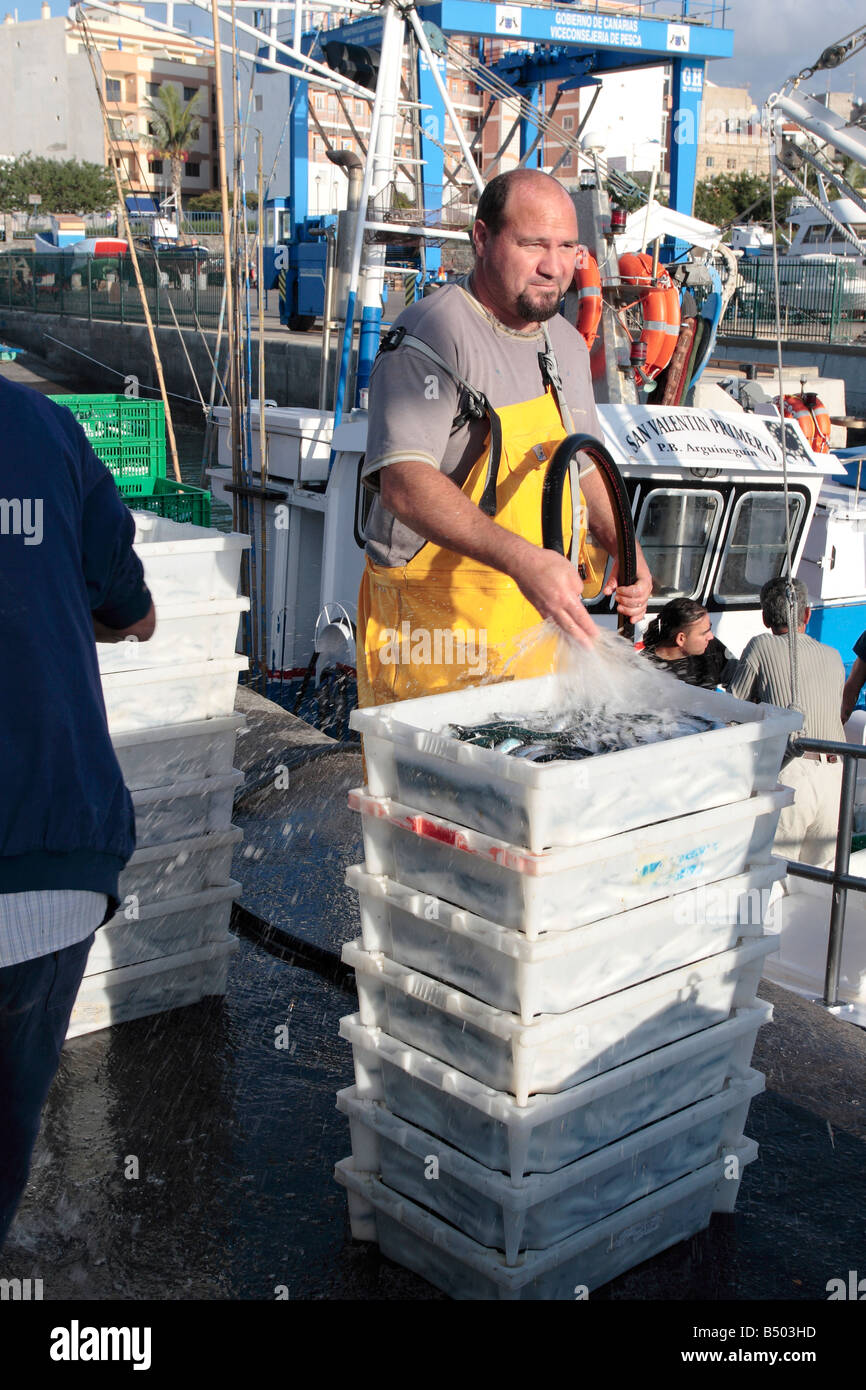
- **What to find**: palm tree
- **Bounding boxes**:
[145,83,203,226]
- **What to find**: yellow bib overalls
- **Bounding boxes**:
[357,328,588,707]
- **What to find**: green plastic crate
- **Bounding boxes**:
[50,394,166,480]
[118,476,211,528]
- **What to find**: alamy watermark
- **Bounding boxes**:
[377,622,488,679]
[0,497,42,545]
[673,883,777,930]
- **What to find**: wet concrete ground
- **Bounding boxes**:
[2,689,865,1303]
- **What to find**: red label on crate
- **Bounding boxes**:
[413,816,458,846]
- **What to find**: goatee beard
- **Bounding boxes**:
[515,290,562,322]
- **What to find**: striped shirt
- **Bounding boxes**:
[727,632,845,742]
[0,890,108,968]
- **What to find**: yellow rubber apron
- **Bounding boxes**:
[358,378,587,707]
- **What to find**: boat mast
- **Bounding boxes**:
[211,0,240,525]
[78,13,182,482]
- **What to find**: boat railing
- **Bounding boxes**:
[784,736,866,1012]
[508,1,729,25]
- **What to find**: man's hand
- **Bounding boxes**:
[508,545,597,646]
[92,601,156,645]
[380,462,598,646]
[603,555,653,624]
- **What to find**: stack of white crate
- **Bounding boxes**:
[336,674,799,1299]
[67,513,251,1038]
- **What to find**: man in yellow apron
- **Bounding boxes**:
[358,169,652,708]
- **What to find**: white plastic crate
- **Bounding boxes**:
[347,863,784,1021]
[85,881,241,974]
[338,1071,763,1263]
[103,656,248,734]
[97,597,249,672]
[335,1140,757,1300]
[118,826,243,904]
[344,937,777,1105]
[111,714,245,791]
[352,674,801,852]
[67,938,238,1039]
[351,787,792,936]
[131,770,244,848]
[341,1002,771,1181]
[132,513,250,607]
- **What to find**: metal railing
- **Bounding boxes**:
[722,256,866,346]
[0,251,231,329]
[526,0,729,22]
[784,737,866,1011]
[3,247,864,347]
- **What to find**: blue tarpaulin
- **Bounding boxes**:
[125,196,159,215]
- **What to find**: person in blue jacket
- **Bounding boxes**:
[0,377,155,1250]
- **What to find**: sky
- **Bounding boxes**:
[10,0,866,105]
[711,0,865,103]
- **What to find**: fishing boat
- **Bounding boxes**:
[199,10,866,1037]
[32,214,127,257]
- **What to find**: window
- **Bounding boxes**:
[108,118,127,140]
[149,158,164,174]
[184,85,197,101]
[147,81,161,98]
[313,92,324,110]
[705,156,715,168]
[804,221,831,243]
[354,99,364,117]
[560,151,573,168]
[106,78,121,102]
[562,114,573,130]
[185,162,201,178]
[354,457,374,547]
[726,158,736,169]
[637,490,723,600]
[714,491,807,604]
[254,94,263,112]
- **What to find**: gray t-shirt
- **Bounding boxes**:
[728,631,845,742]
[362,278,602,567]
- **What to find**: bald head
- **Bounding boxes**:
[470,170,580,330]
[474,169,576,239]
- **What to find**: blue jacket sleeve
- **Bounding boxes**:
[78,432,153,629]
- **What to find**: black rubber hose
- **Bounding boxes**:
[541,433,638,639]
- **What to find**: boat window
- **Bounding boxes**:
[636,489,723,600]
[714,491,806,605]
[803,222,831,243]
[354,456,374,548]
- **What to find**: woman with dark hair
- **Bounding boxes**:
[641,598,737,690]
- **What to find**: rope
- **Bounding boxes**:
[441,36,647,205]
[41,333,208,407]
[775,163,866,256]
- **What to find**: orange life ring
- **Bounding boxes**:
[778,393,832,454]
[572,246,603,353]
[618,252,680,378]
[802,392,832,454]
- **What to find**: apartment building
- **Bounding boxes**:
[696,80,770,181]
[92,4,215,200]
[0,2,216,201]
